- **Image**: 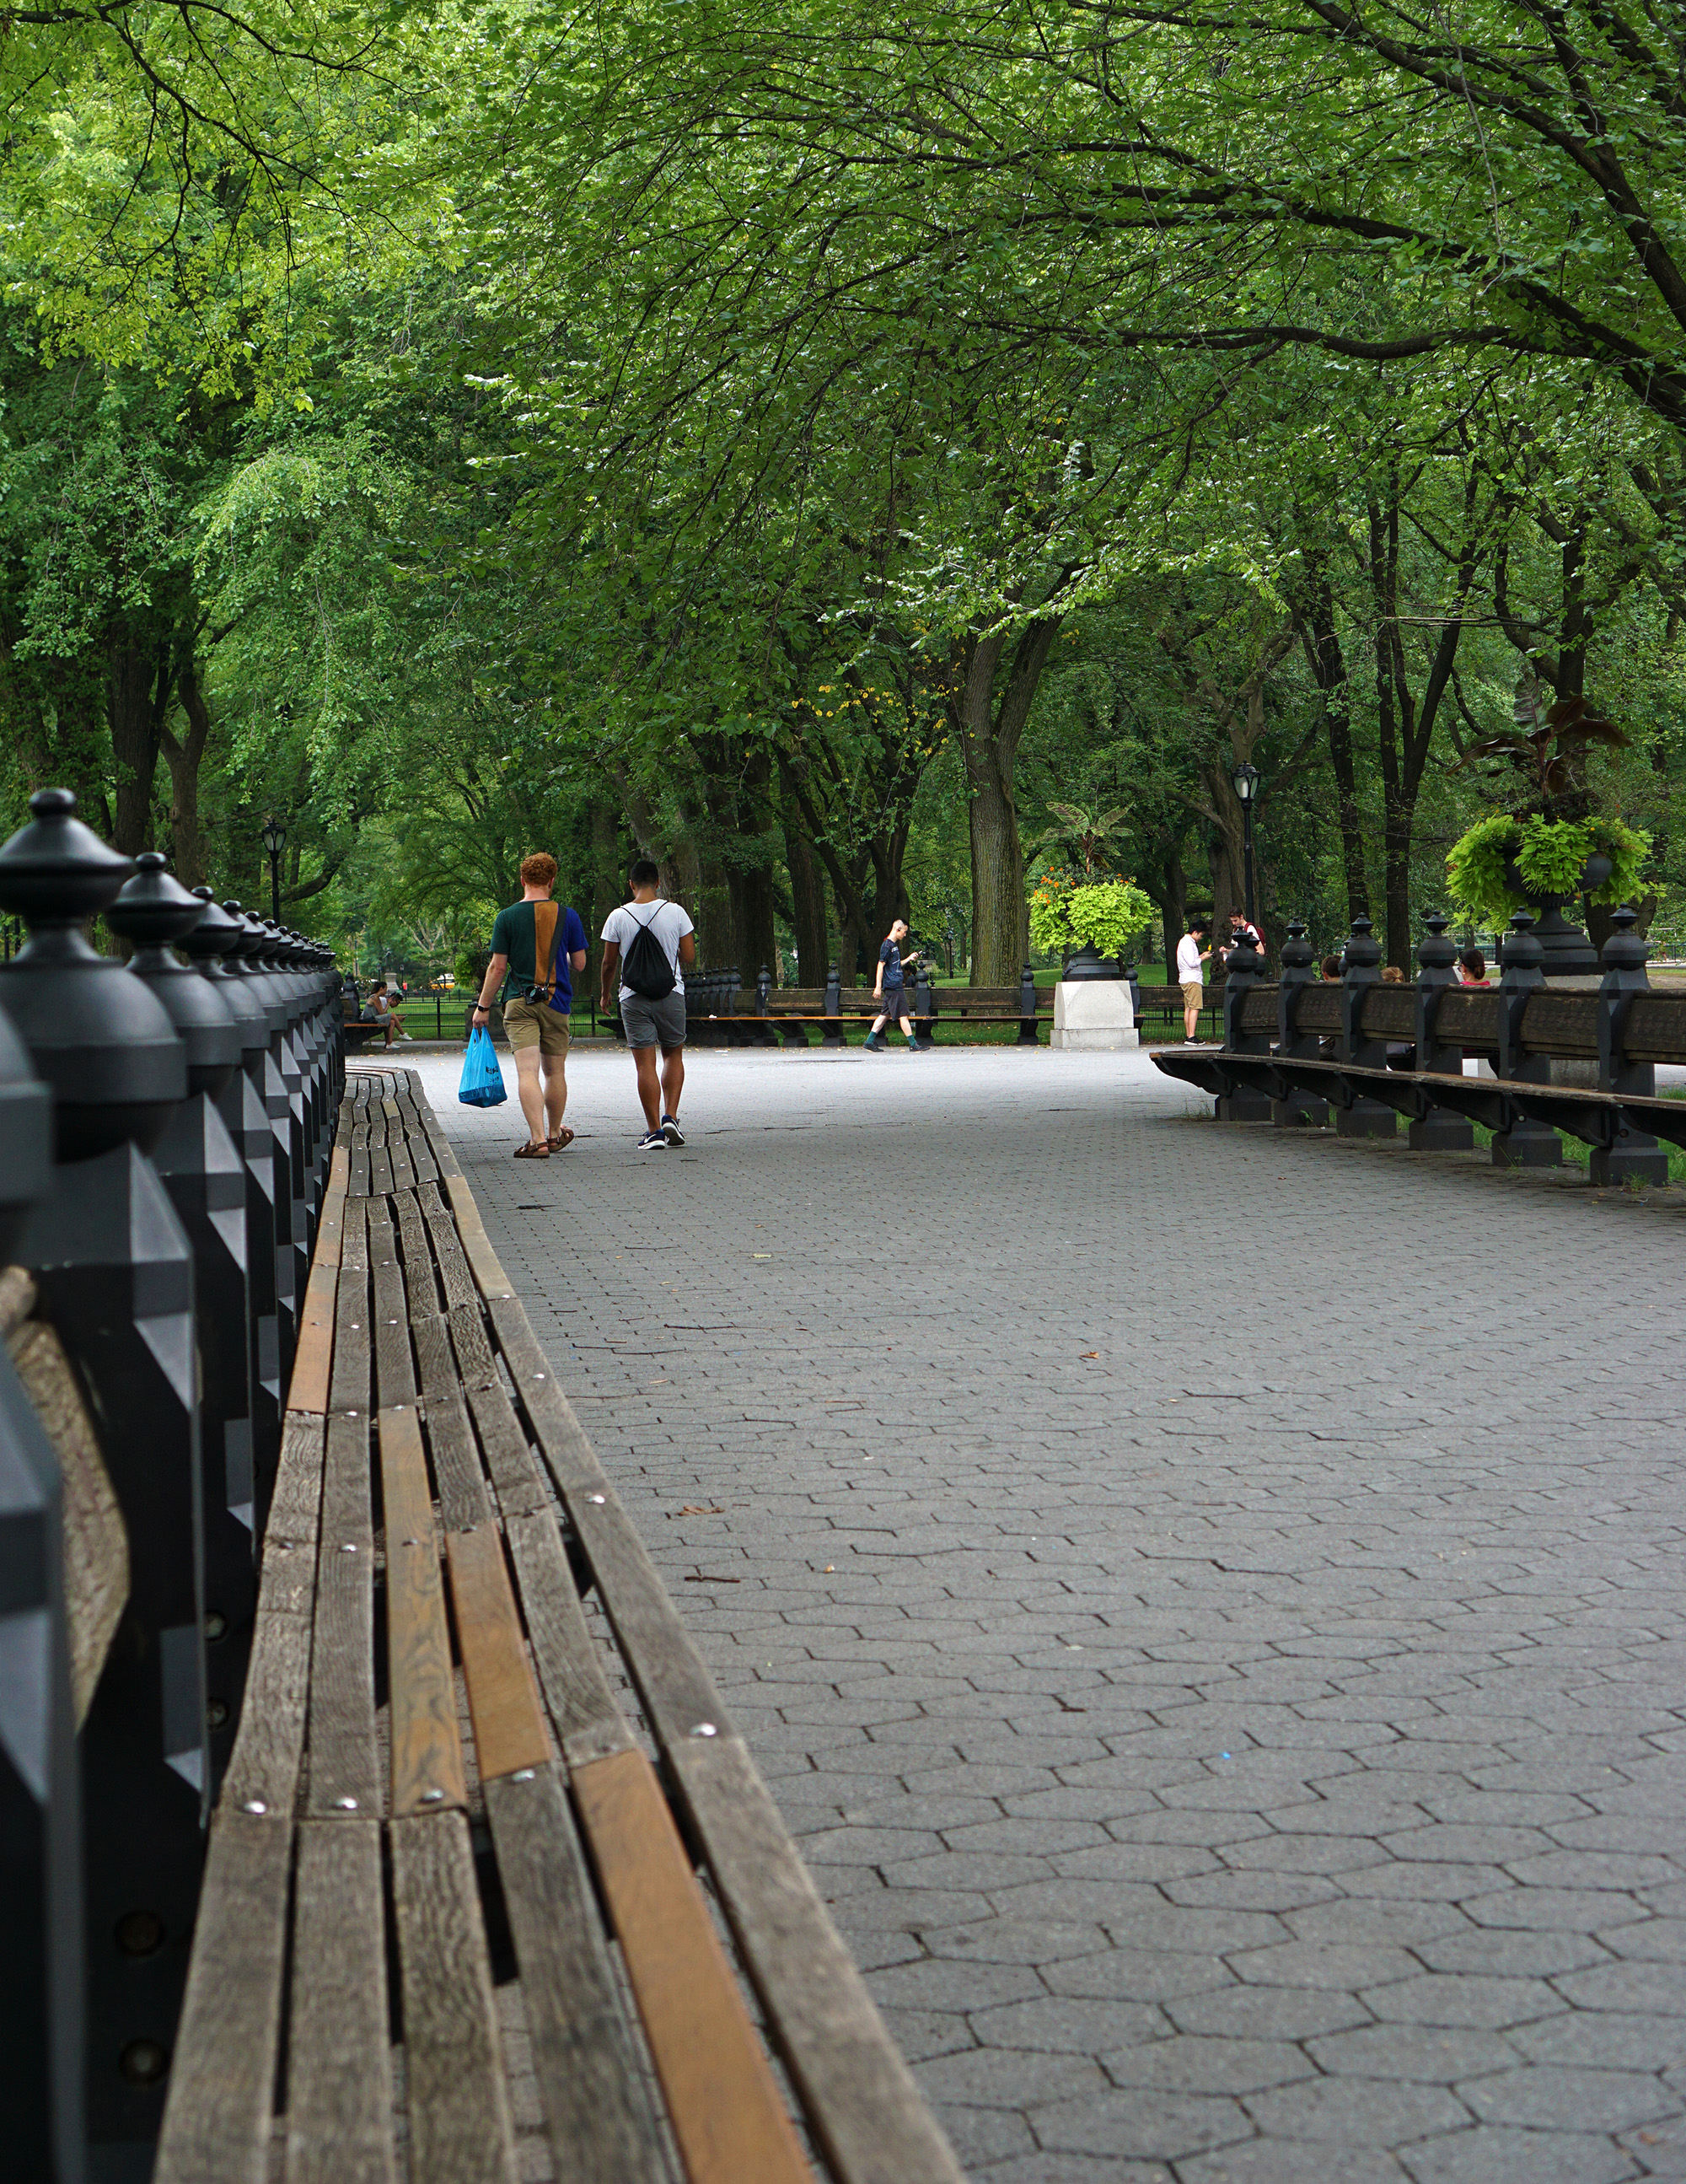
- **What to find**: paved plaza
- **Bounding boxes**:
[413,1041,1686,2184]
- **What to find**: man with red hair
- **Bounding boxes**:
[471,852,588,1158]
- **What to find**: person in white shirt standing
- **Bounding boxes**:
[599,859,698,1150]
[1176,917,1212,1041]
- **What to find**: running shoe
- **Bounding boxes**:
[637,1128,666,1151]
[661,1114,685,1146]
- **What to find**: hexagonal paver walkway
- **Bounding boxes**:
[410,1041,1686,2184]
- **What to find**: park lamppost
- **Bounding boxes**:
[260,815,286,925]
[1231,761,1260,926]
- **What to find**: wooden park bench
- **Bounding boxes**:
[1154,910,1686,1186]
[156,1066,964,2184]
[684,964,1069,1046]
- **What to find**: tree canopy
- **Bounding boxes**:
[3,0,1682,983]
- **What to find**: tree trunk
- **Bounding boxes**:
[949,617,1061,986]
[109,642,170,856]
[159,661,214,885]
[833,869,868,987]
[1158,847,1189,975]
[728,867,777,987]
[1303,582,1369,922]
[728,746,777,976]
[1383,799,1413,976]
[780,766,830,986]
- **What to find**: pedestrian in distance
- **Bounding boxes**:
[470,852,588,1159]
[1321,955,1343,981]
[1457,947,1490,987]
[1176,916,1212,1041]
[600,858,696,1150]
[863,919,921,1051]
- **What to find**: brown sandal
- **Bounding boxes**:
[546,1127,575,1152]
[513,1141,550,1159]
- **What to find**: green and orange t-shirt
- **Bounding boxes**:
[490,900,588,1007]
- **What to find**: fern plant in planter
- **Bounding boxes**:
[1446,696,1652,974]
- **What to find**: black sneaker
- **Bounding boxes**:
[637,1128,666,1151]
[863,1033,885,1052]
[661,1114,685,1146]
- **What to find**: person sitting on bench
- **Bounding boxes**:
[360,987,400,1047]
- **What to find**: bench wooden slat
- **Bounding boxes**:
[418,1178,482,1309]
[483,1763,673,2183]
[573,1746,813,2184]
[673,1733,967,2184]
[328,1199,370,1416]
[390,1809,518,2184]
[395,1084,441,1182]
[389,1124,416,1194]
[413,1318,495,1530]
[222,1412,325,1816]
[446,1294,497,1387]
[153,1810,293,2184]
[379,1404,467,1816]
[454,1332,634,1767]
[289,1262,340,1416]
[366,1201,416,1409]
[307,1412,380,1817]
[391,1185,442,1314]
[441,1170,518,1300]
[315,1145,350,1267]
[286,1818,396,2184]
[348,1114,372,1199]
[445,1520,550,1781]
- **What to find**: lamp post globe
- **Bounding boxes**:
[260,815,286,924]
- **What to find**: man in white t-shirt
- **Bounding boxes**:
[1176,916,1212,1041]
[599,858,697,1150]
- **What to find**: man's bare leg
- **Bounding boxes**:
[540,1050,569,1137]
[660,1045,685,1119]
[1184,1000,1200,1041]
[513,1045,547,1147]
[632,1045,663,1130]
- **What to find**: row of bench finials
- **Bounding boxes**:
[1153,910,1686,1184]
[0,789,961,2184]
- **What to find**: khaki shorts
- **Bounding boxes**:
[502,997,572,1057]
[1181,982,1205,1009]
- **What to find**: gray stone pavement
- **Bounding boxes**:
[410,1042,1686,2184]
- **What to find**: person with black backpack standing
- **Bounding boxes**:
[599,859,697,1151]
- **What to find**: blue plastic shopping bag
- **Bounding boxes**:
[458,1024,507,1107]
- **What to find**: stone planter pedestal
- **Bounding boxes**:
[1052,980,1138,1051]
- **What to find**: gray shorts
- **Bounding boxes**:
[620,988,687,1050]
